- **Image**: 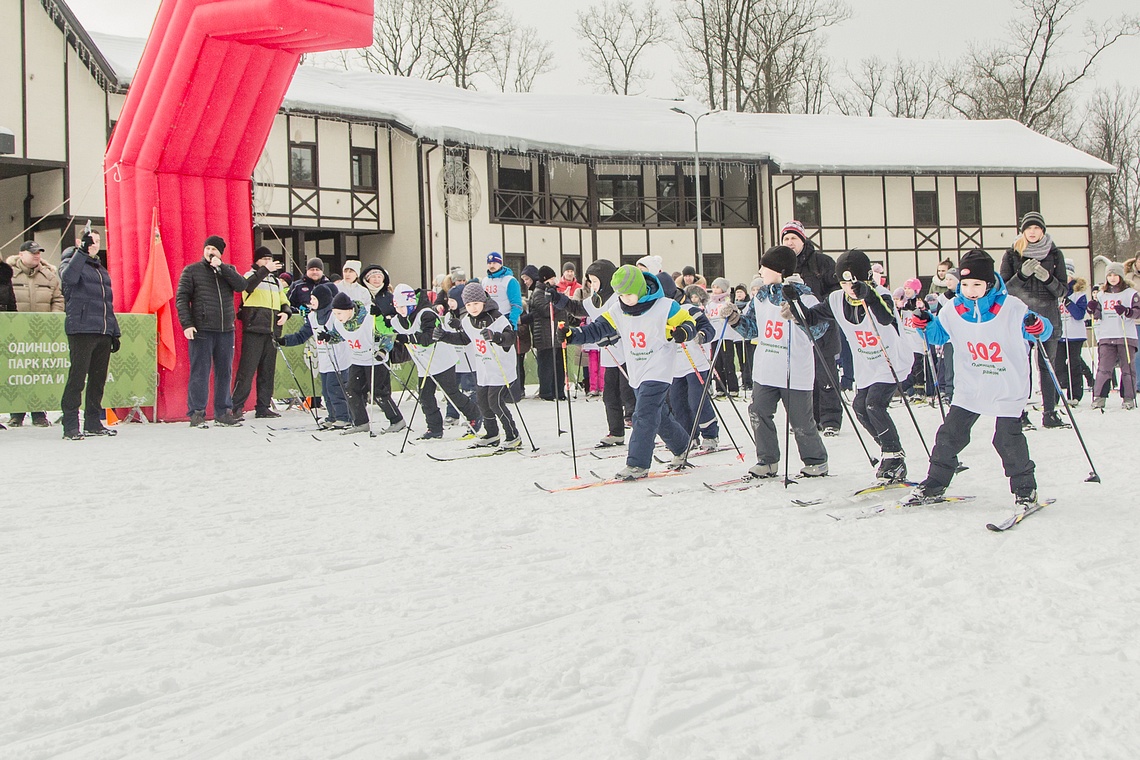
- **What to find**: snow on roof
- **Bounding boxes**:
[88,31,1114,176]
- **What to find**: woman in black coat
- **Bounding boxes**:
[59,232,120,439]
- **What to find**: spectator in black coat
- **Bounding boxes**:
[287,258,330,308]
[521,265,568,401]
[175,235,249,427]
[781,220,843,435]
[0,260,15,312]
[58,230,121,439]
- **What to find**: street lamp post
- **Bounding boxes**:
[670,107,713,271]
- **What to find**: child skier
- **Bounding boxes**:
[673,285,720,450]
[1087,261,1139,410]
[725,245,828,479]
[564,265,699,480]
[434,282,521,448]
[907,249,1051,509]
[798,249,912,483]
[277,282,351,430]
[551,259,637,448]
[389,284,482,439]
[327,291,398,435]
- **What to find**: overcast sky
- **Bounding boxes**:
[69,0,1140,102]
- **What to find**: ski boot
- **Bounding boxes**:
[615,465,649,481]
[903,482,946,506]
[417,429,443,440]
[1091,397,1105,410]
[1124,399,1137,411]
[747,462,778,480]
[698,437,719,452]
[1041,410,1069,428]
[340,423,371,435]
[500,436,522,450]
[596,434,625,448]
[799,462,828,478]
[876,452,907,484]
[1013,488,1039,514]
[469,433,500,448]
[666,452,693,470]
[381,420,407,434]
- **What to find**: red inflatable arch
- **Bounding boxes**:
[105,0,372,421]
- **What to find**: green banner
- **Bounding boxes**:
[0,313,157,413]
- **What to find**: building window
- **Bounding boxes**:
[620,253,644,267]
[504,253,527,277]
[956,191,982,226]
[351,148,377,190]
[290,143,318,187]
[497,166,532,192]
[793,191,821,228]
[1016,191,1040,221]
[598,176,643,223]
[702,253,725,282]
[657,176,681,223]
[913,191,939,226]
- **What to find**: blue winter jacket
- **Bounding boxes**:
[59,247,120,337]
[484,266,523,327]
[923,274,1052,346]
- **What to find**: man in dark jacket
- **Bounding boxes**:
[521,265,568,401]
[59,230,121,439]
[288,258,330,309]
[175,235,250,427]
[231,246,288,420]
[782,220,842,435]
[1000,211,1069,429]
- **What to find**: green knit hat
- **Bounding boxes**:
[611,265,648,298]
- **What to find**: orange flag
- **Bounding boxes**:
[131,207,177,371]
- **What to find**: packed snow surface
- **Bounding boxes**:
[87,31,1113,175]
[4,389,1138,758]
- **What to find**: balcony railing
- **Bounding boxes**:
[492,188,756,228]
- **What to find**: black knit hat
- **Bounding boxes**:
[253,246,274,263]
[681,265,697,277]
[204,235,226,255]
[306,257,324,271]
[760,245,797,279]
[330,292,354,311]
[835,249,872,283]
[312,282,338,310]
[1019,211,1046,233]
[957,249,996,287]
[537,265,558,282]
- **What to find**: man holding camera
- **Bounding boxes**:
[175,235,252,428]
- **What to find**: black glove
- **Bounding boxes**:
[370,303,383,317]
[911,309,932,330]
[1024,313,1046,336]
[559,322,575,344]
[432,325,445,341]
[110,337,121,353]
[520,311,533,325]
[670,322,696,343]
[781,284,801,304]
[851,281,871,301]
[316,329,333,342]
[480,327,497,343]
[272,334,281,345]
[1113,302,1128,316]
[549,289,570,310]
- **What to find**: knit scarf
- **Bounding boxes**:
[1021,233,1054,261]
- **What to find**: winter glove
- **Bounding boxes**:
[110,337,121,353]
[315,329,333,342]
[911,309,932,330]
[850,281,871,302]
[519,311,534,325]
[548,289,570,310]
[1024,313,1046,336]
[670,321,696,343]
[431,324,445,341]
[377,333,396,354]
[370,303,383,316]
[1113,302,1128,316]
[719,303,741,325]
[1021,258,1049,282]
[779,301,794,321]
[555,322,573,345]
[781,284,801,304]
[480,327,498,344]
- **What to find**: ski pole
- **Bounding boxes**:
[550,301,565,435]
[782,290,879,468]
[398,340,438,454]
[857,293,932,458]
[681,343,745,461]
[489,337,538,451]
[698,342,756,445]
[920,339,947,424]
[782,308,796,488]
[1033,333,1100,483]
[275,341,320,424]
[302,346,321,419]
[559,325,579,479]
[678,319,731,469]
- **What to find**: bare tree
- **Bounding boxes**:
[489,26,555,92]
[942,0,1139,139]
[1086,86,1140,260]
[833,56,946,118]
[430,0,508,88]
[357,0,445,79]
[673,0,849,113]
[576,0,666,95]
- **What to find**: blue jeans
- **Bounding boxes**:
[187,330,235,417]
[669,370,719,441]
[628,380,691,469]
[321,369,350,423]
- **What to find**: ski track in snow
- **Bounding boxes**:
[3,394,1140,759]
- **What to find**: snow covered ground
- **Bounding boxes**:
[4,388,1139,759]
